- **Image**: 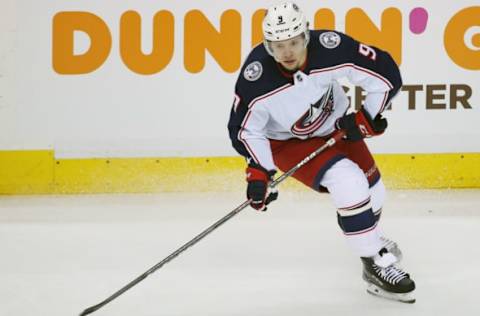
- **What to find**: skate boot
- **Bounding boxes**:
[361,248,415,303]
[380,236,403,262]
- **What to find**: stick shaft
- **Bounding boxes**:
[79,131,344,316]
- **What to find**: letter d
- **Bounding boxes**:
[52,12,112,74]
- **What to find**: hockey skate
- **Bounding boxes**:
[380,236,403,262]
[361,248,415,303]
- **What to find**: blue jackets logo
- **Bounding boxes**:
[244,61,263,81]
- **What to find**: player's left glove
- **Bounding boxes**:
[335,107,388,141]
[246,164,278,212]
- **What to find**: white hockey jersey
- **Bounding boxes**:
[228,30,402,171]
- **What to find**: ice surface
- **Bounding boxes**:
[1,189,479,316]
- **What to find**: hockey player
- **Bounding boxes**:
[227,2,415,303]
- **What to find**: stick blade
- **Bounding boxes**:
[79,303,103,316]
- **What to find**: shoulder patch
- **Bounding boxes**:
[319,32,341,49]
[243,61,263,81]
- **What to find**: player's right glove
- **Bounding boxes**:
[246,164,278,211]
[335,107,388,141]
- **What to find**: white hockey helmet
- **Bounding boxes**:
[262,2,310,54]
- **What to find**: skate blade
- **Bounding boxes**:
[366,283,415,304]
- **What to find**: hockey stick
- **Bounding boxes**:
[79,130,345,316]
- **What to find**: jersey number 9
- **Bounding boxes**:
[359,43,377,61]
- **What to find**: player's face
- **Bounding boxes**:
[269,35,307,71]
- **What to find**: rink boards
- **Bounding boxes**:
[1,2,479,195]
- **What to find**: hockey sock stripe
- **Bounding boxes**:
[337,199,372,217]
[344,222,378,236]
[337,207,376,234]
[338,197,371,211]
